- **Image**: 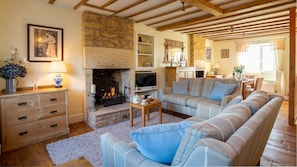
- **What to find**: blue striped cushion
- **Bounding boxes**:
[131,121,194,165]
[172,104,252,165]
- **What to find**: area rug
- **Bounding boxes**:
[46,112,183,167]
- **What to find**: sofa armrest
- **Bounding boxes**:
[157,87,172,102]
[221,94,238,106]
[100,132,168,167]
[180,138,236,166]
[221,80,242,106]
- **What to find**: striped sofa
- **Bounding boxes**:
[160,78,242,116]
[100,90,284,166]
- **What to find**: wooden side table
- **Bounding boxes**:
[130,100,162,127]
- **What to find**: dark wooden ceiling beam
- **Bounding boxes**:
[181,0,223,16]
[147,0,235,27]
[136,5,193,23]
[146,9,204,26]
[179,15,289,33]
[126,0,176,18]
[174,8,290,31]
[157,0,294,31]
[194,24,289,36]
[200,29,291,41]
[112,0,148,15]
[184,20,289,35]
[74,0,89,10]
[84,3,115,13]
[101,0,117,8]
[48,0,56,4]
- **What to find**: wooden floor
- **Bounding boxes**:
[0,101,295,166]
[260,101,296,166]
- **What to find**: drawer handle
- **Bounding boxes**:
[50,124,58,128]
[49,98,57,102]
[18,116,27,120]
[18,102,27,106]
[19,131,28,136]
[50,110,58,114]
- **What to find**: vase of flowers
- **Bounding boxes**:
[233,65,245,80]
[0,48,27,93]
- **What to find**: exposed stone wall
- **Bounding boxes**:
[189,35,206,66]
[83,11,134,50]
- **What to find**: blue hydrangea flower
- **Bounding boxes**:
[0,48,27,79]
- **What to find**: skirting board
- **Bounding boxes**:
[69,113,84,124]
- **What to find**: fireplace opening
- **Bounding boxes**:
[93,69,128,107]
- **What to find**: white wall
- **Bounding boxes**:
[0,0,83,123]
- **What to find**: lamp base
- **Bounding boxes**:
[54,74,63,88]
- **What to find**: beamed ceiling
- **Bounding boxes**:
[49,0,297,41]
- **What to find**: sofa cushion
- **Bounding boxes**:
[189,78,204,97]
[172,104,252,165]
[130,121,194,165]
[163,94,192,106]
[240,90,269,114]
[201,79,236,98]
[173,80,189,95]
[224,95,242,108]
[208,81,237,101]
[186,97,220,108]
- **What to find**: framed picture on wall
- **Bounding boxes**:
[206,47,211,61]
[27,24,63,62]
[221,49,229,58]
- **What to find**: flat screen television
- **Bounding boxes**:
[135,72,157,91]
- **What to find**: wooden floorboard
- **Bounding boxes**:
[0,101,295,166]
[260,100,296,166]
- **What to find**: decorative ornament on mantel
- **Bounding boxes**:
[0,48,27,93]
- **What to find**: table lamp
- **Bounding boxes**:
[49,60,67,88]
[213,63,220,75]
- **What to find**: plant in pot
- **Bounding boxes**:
[0,48,27,93]
[233,65,245,80]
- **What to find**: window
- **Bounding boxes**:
[240,43,276,81]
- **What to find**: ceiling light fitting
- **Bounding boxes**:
[181,2,185,11]
[230,26,234,32]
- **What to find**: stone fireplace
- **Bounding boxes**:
[83,47,135,128]
[82,11,135,128]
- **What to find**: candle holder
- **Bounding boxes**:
[90,92,96,112]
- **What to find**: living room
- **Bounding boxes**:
[0,0,296,166]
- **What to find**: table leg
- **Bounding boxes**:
[147,108,150,120]
[130,105,133,127]
[142,108,146,127]
[159,105,162,124]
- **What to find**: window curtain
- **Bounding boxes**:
[236,42,249,53]
[272,39,286,96]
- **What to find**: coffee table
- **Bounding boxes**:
[130,99,162,127]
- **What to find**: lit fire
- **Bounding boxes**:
[102,87,120,99]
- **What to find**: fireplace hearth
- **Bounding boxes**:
[93,69,129,107]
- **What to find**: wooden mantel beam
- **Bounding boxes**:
[48,0,56,4]
[181,0,223,16]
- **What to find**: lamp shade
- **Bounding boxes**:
[49,60,67,73]
[214,63,220,69]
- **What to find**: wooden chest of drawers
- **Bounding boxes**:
[0,88,69,152]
